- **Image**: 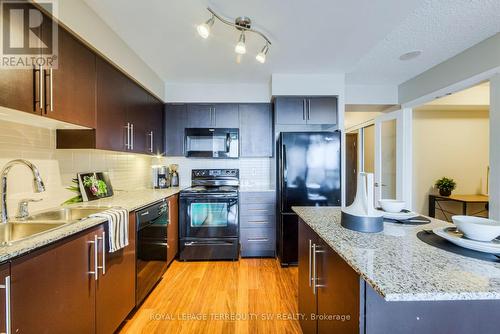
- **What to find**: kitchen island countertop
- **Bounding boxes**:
[293,206,500,302]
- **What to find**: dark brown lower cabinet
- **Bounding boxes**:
[298,221,318,334]
[6,215,136,334]
[298,218,500,334]
[0,263,10,334]
[167,195,179,266]
[11,225,101,333]
[96,212,136,334]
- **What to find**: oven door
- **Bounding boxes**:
[185,128,239,159]
[180,194,239,238]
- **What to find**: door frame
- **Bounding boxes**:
[374,108,413,208]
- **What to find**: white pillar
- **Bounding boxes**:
[489,74,500,219]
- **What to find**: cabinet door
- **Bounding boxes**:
[167,194,179,265]
[149,95,164,155]
[275,97,306,125]
[298,219,318,334]
[165,104,188,156]
[187,104,214,127]
[48,26,96,128]
[239,103,273,157]
[96,213,136,334]
[125,80,148,153]
[317,238,360,334]
[214,104,239,128]
[11,226,101,333]
[0,263,10,334]
[96,57,127,151]
[306,97,337,125]
[0,1,41,114]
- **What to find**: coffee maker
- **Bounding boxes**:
[152,165,170,189]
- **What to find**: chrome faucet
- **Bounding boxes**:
[0,159,46,223]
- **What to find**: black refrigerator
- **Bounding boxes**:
[277,131,342,266]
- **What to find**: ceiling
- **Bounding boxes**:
[82,0,500,86]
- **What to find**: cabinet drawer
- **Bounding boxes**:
[241,214,276,229]
[240,203,275,216]
[240,228,275,258]
[240,191,275,204]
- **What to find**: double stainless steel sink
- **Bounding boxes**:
[0,207,109,246]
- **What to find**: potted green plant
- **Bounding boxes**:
[435,177,456,197]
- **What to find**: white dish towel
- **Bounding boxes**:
[90,207,129,252]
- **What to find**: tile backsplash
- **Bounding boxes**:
[157,157,273,189]
[0,120,152,215]
[0,119,274,216]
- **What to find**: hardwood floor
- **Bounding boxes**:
[120,258,302,334]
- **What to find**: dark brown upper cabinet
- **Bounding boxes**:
[275,96,337,125]
[0,3,96,128]
[164,103,188,156]
[46,26,96,128]
[95,57,128,152]
[239,103,273,157]
[147,94,164,155]
[0,1,45,114]
[187,103,239,128]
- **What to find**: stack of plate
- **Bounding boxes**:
[433,227,500,255]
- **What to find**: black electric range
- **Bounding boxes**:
[179,169,239,261]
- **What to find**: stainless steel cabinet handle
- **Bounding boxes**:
[302,99,306,120]
[49,68,53,112]
[308,239,312,287]
[212,106,216,126]
[39,65,44,112]
[97,231,106,275]
[130,123,134,150]
[307,99,311,120]
[150,131,154,153]
[312,243,317,294]
[0,276,11,334]
[88,235,98,280]
[125,123,130,150]
[247,237,268,242]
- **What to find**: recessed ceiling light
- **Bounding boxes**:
[399,50,422,61]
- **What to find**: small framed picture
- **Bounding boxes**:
[77,172,114,202]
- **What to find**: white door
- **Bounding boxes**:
[374,108,412,208]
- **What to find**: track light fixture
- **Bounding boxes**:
[197,7,272,63]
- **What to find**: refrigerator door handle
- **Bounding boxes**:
[280,143,288,212]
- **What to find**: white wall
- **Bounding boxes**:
[345,111,382,130]
[413,109,489,216]
[345,84,398,105]
[490,75,500,220]
[164,82,271,103]
[399,33,500,106]
[36,0,165,99]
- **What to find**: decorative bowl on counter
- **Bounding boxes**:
[378,199,406,213]
[452,215,500,242]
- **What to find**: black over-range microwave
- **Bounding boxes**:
[184,128,239,159]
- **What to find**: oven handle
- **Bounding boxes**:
[181,194,239,199]
[184,241,234,246]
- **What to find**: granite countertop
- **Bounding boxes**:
[293,206,500,302]
[0,188,182,263]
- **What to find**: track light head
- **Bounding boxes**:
[234,32,246,55]
[256,44,269,63]
[197,15,215,39]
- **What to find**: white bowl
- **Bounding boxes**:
[452,215,500,242]
[379,199,406,213]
